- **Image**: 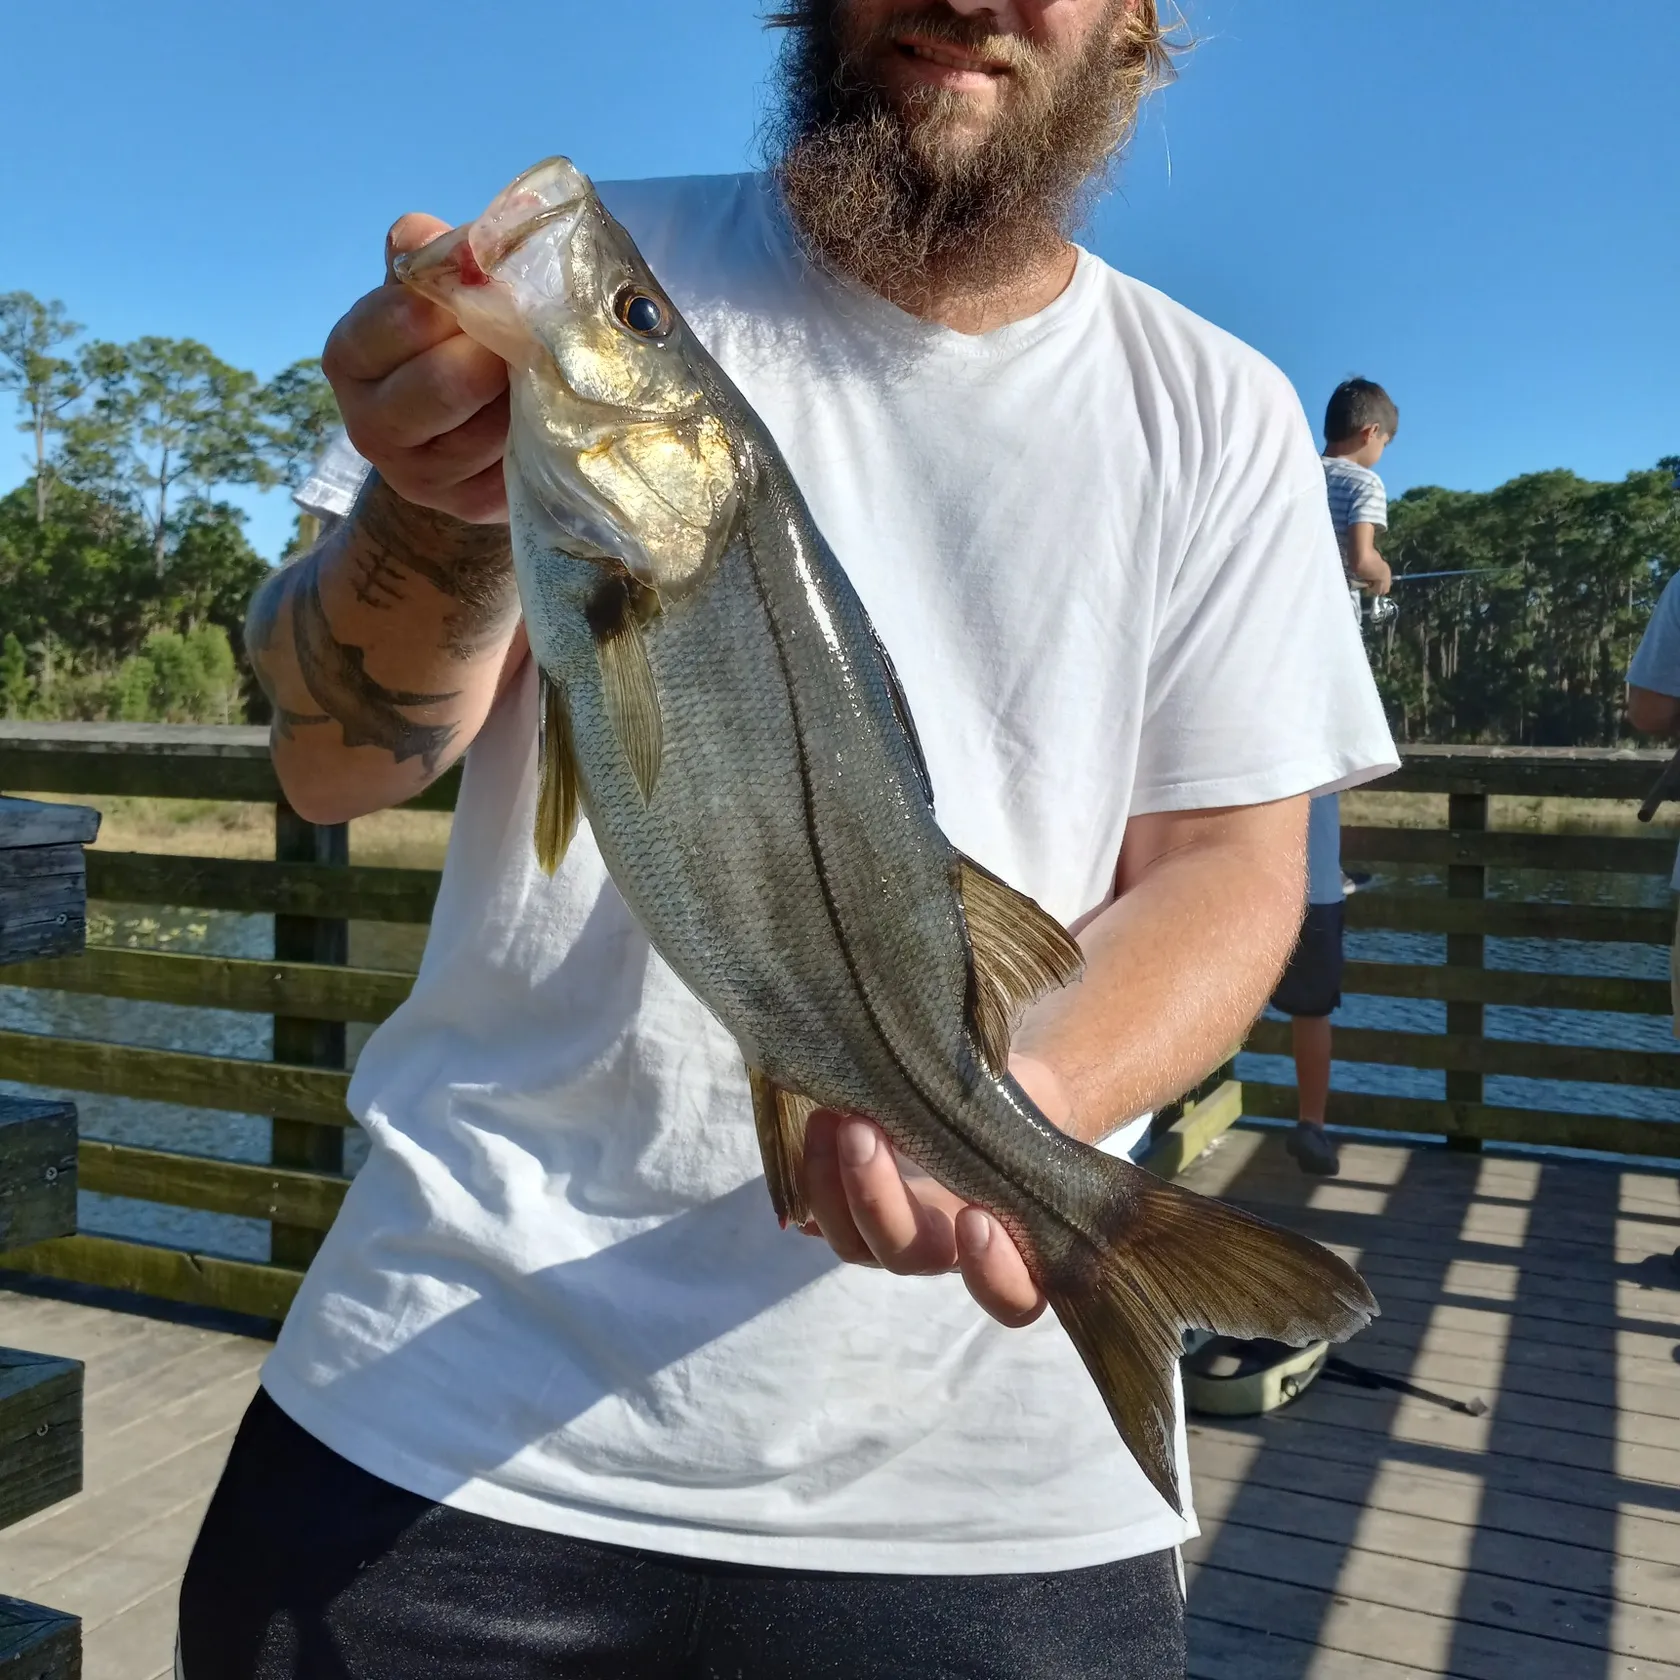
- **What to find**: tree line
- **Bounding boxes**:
[1370,461,1680,745]
[0,290,338,723]
[3,285,1675,743]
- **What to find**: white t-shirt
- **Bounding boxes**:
[264,173,1398,1575]
[1627,572,1680,888]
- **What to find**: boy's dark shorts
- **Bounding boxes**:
[1271,900,1345,1019]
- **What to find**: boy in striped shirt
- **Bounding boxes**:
[1271,378,1399,1177]
[1322,376,1398,608]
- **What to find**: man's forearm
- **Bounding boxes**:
[1014,799,1307,1143]
[248,475,522,822]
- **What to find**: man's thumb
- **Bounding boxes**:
[385,213,453,283]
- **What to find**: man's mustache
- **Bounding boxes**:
[843,7,1053,81]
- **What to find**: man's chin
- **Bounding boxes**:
[891,94,1002,167]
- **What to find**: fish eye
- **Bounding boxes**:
[615,288,670,339]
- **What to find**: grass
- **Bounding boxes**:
[11,792,454,868]
[1343,790,1680,837]
[20,788,1680,864]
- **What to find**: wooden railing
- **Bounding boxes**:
[1242,744,1680,1157]
[0,725,1675,1322]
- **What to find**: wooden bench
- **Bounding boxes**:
[0,797,96,1677]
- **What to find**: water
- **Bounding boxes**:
[1238,863,1680,1133]
[3,861,1676,1263]
[0,902,394,1262]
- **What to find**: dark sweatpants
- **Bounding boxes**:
[178,1389,1187,1679]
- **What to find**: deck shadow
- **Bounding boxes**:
[1181,1130,1640,1679]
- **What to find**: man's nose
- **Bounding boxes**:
[942,0,1023,23]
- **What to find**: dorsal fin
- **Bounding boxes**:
[955,855,1084,1078]
[871,625,934,810]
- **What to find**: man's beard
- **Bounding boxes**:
[768,3,1136,304]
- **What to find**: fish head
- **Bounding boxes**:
[397,157,737,604]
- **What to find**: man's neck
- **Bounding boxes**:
[876,241,1081,336]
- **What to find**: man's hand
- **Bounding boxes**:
[798,1055,1071,1328]
[321,214,511,524]
[1345,523,1392,596]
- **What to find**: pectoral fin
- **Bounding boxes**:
[747,1065,819,1228]
[588,578,663,803]
[534,670,580,873]
[955,855,1084,1078]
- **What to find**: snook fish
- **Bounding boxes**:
[398,158,1376,1512]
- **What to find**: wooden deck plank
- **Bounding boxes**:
[1312,1352,1678,1452]
[0,1287,255,1680]
[0,1426,239,1590]
[33,1497,214,1631]
[1280,1373,1680,1489]
[1186,1514,1680,1664]
[1189,1413,1680,1532]
[1188,1614,1443,1679]
[7,1128,1680,1680]
[1188,1563,1680,1679]
[1335,1334,1680,1424]
[1305,1261,1678,1342]
[1352,1313,1680,1389]
[84,1364,260,1487]
[1188,1429,1680,1571]
[1191,1470,1680,1612]
[81,1576,182,1680]
[1213,1194,1680,1287]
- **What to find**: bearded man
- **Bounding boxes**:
[179,4,1394,1676]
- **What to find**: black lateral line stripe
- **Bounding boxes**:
[740,511,1085,1245]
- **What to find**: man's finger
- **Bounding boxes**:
[835,1118,950,1274]
[955,1208,1046,1328]
[411,388,512,483]
[385,212,454,279]
[372,335,510,451]
[802,1111,877,1266]
[324,283,463,388]
[440,459,511,526]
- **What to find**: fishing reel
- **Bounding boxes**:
[1363,594,1399,630]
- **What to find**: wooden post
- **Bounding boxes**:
[0,796,90,1680]
[270,805,348,1269]
[0,1097,77,1254]
[0,1597,79,1679]
[0,1349,82,1530]
[1445,790,1487,1152]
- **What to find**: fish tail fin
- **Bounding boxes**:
[1047,1161,1376,1515]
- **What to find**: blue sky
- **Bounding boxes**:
[3,1,1675,561]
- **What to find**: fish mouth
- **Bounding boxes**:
[470,156,592,271]
[395,156,591,301]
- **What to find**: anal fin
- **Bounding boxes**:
[955,855,1084,1077]
[747,1065,819,1228]
[535,670,580,873]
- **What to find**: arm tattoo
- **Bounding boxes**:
[247,565,329,739]
[291,558,462,774]
[351,475,519,657]
[249,477,513,772]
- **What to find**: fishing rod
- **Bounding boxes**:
[1389,565,1524,583]
[1361,564,1524,631]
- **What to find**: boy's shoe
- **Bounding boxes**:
[1286,1122,1340,1177]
